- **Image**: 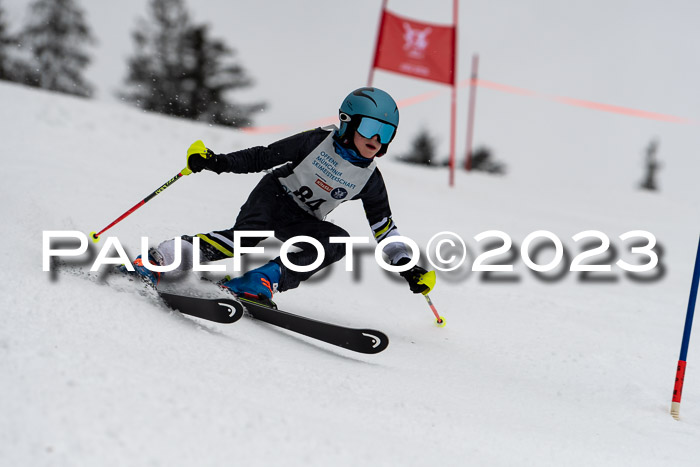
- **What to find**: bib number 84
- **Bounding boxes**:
[293,185,327,212]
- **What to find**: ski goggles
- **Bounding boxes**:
[356,117,396,144]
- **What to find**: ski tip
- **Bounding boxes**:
[158,292,244,324]
[359,330,389,354]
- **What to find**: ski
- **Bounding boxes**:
[159,292,244,324]
[236,295,389,354]
[158,291,389,354]
[59,261,388,354]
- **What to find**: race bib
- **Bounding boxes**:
[278,126,376,220]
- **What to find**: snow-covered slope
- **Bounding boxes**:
[1,81,699,466]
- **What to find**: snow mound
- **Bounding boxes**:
[1,81,699,466]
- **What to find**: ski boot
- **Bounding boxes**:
[222,261,280,308]
[118,248,164,287]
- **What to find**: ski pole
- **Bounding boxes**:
[424,294,446,327]
[89,167,189,242]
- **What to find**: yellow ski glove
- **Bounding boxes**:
[396,258,436,295]
[417,270,436,295]
[182,140,214,175]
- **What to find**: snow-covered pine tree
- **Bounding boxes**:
[180,24,263,127]
[19,0,95,97]
[121,0,263,127]
[401,128,437,166]
[470,147,506,175]
[0,0,37,86]
[122,0,190,117]
[0,0,15,81]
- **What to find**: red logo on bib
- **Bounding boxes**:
[315,179,332,192]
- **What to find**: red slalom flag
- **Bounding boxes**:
[373,10,455,85]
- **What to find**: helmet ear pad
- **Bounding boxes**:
[336,116,361,154]
[338,112,354,139]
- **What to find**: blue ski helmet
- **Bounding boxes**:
[338,87,399,156]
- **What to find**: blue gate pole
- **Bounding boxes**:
[671,235,700,420]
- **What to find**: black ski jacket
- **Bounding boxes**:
[205,128,401,243]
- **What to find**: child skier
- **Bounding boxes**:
[131,87,435,301]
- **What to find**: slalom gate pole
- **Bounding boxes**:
[424,294,446,327]
[89,168,189,242]
[671,235,700,420]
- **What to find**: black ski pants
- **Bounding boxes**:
[187,174,350,292]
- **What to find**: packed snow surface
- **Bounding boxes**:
[1,82,699,466]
